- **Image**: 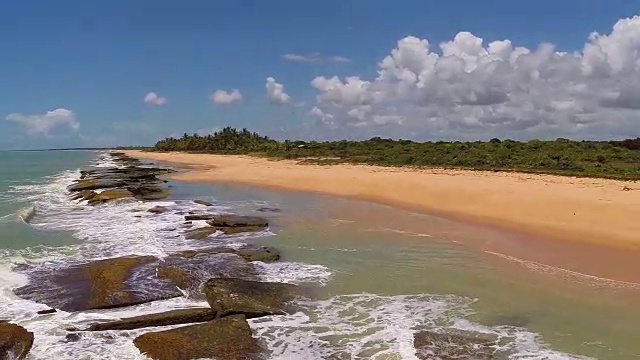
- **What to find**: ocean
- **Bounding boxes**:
[0,150,638,359]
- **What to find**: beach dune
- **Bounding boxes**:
[124,150,640,250]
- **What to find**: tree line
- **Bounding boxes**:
[153,127,640,180]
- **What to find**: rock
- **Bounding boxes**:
[184,226,220,239]
[64,333,82,343]
[134,315,260,360]
[37,308,56,315]
[204,278,297,318]
[256,207,280,213]
[68,179,125,192]
[86,308,218,331]
[158,251,261,294]
[130,186,170,201]
[148,206,169,214]
[87,189,135,205]
[0,322,34,360]
[217,225,267,235]
[194,199,213,206]
[184,214,216,221]
[176,246,280,263]
[14,256,182,312]
[413,330,496,360]
[206,215,268,228]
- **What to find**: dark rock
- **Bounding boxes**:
[133,315,261,360]
[176,246,280,263]
[256,207,281,213]
[64,333,82,343]
[85,308,218,331]
[217,225,267,235]
[37,308,56,315]
[130,186,170,201]
[87,189,135,205]
[0,322,34,360]
[204,278,297,318]
[184,214,216,221]
[413,330,496,360]
[206,215,268,228]
[14,256,182,312]
[194,200,214,206]
[148,206,169,214]
[183,221,193,225]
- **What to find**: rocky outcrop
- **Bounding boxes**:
[85,308,218,331]
[256,207,280,213]
[194,200,213,206]
[0,323,34,360]
[148,206,169,214]
[87,189,135,205]
[413,330,496,360]
[206,215,268,228]
[184,214,217,221]
[204,278,298,318]
[184,226,220,239]
[14,256,182,312]
[133,315,261,360]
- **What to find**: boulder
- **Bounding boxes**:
[133,315,261,360]
[36,308,56,315]
[206,215,268,228]
[148,206,170,214]
[194,199,214,206]
[14,256,182,312]
[85,308,218,331]
[87,189,135,205]
[0,322,34,360]
[413,330,496,360]
[204,278,297,318]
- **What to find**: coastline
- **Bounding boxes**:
[123,150,640,251]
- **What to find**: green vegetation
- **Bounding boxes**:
[153,127,640,180]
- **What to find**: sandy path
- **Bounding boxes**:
[124,150,640,250]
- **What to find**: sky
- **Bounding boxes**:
[2,0,640,149]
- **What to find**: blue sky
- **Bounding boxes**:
[2,0,640,149]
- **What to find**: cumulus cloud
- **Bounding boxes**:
[266,77,291,104]
[144,92,167,106]
[282,53,351,63]
[210,89,243,104]
[309,15,640,140]
[6,108,80,136]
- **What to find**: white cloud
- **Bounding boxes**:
[144,92,167,106]
[282,53,351,63]
[210,89,243,104]
[308,15,640,140]
[6,108,80,136]
[266,77,291,105]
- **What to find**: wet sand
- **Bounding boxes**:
[123,150,640,283]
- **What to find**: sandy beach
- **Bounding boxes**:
[124,150,640,251]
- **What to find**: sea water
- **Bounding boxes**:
[0,150,638,359]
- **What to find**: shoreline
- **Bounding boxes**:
[123,150,640,251]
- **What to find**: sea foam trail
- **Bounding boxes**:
[0,152,591,359]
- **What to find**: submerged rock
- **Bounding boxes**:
[413,330,496,360]
[133,315,261,360]
[85,308,218,331]
[0,322,34,360]
[256,207,280,213]
[194,199,213,206]
[206,215,268,228]
[36,308,57,315]
[130,186,170,201]
[68,179,125,192]
[204,278,298,318]
[14,256,182,312]
[148,206,170,214]
[184,226,220,239]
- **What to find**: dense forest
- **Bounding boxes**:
[153,127,640,180]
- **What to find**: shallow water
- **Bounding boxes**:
[0,151,638,359]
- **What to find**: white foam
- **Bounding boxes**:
[254,261,333,285]
[249,293,591,360]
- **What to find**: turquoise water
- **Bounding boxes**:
[0,151,638,359]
